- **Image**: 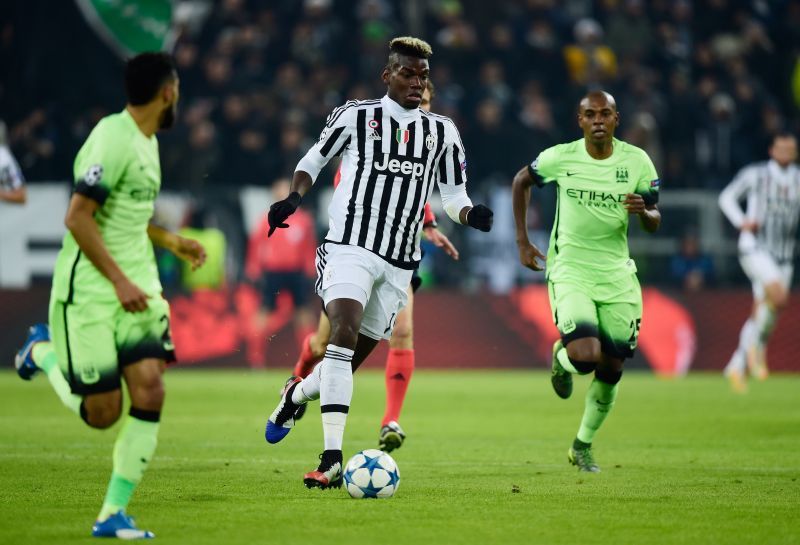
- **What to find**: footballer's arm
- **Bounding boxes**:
[64,193,149,312]
[0,185,26,204]
[512,166,546,271]
[147,224,207,271]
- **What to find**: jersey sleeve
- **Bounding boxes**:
[72,121,130,205]
[718,165,756,228]
[528,146,560,187]
[295,102,355,183]
[634,150,660,205]
[437,119,467,187]
[437,119,473,223]
[0,147,25,190]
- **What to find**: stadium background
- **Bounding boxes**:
[2,0,800,374]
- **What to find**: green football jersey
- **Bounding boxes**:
[52,109,162,303]
[530,137,660,283]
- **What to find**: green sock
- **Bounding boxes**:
[576,379,618,444]
[32,342,81,416]
[556,347,579,374]
[98,412,160,521]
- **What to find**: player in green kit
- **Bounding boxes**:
[511,91,661,472]
[13,52,206,539]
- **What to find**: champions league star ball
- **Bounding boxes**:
[343,449,400,499]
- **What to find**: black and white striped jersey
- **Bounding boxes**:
[295,94,472,269]
[719,160,800,263]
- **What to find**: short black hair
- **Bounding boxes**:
[125,52,176,105]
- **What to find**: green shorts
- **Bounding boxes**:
[547,274,642,359]
[49,295,176,395]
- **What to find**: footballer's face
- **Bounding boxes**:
[769,136,798,168]
[578,93,619,146]
[383,55,429,109]
[159,74,180,130]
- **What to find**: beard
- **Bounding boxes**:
[159,102,178,130]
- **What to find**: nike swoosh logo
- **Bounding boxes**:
[566,172,576,177]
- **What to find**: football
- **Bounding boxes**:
[343,449,400,499]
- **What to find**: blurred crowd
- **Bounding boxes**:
[3,0,800,192]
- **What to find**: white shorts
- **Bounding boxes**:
[739,250,793,300]
[315,243,413,340]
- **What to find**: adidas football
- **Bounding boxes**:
[343,449,400,498]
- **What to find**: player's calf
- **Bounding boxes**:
[550,340,595,399]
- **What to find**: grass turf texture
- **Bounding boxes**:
[1,369,798,545]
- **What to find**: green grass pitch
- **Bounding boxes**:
[1,369,799,545]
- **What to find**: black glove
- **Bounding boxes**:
[466,204,493,232]
[267,191,302,236]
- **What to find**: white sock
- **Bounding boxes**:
[318,345,354,452]
[293,363,322,403]
[725,319,754,375]
[754,303,777,345]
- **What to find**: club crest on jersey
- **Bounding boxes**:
[615,167,629,183]
[560,318,576,334]
[425,133,435,150]
[395,128,410,145]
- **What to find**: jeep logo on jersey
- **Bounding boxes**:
[615,167,629,183]
[395,128,410,145]
[373,155,425,181]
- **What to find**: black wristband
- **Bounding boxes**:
[423,220,438,229]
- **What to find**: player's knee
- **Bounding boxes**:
[595,366,623,385]
[770,292,789,311]
[389,323,413,350]
[566,343,601,364]
[81,400,121,429]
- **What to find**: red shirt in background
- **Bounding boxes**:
[246,208,317,279]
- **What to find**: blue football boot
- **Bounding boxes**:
[14,323,50,380]
[91,511,155,539]
[265,376,303,444]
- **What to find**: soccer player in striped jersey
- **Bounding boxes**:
[719,132,800,392]
[264,36,493,490]
[290,82,460,454]
[512,91,661,472]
